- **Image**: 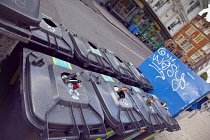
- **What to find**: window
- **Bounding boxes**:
[189,1,194,5]
[184,44,194,52]
[112,0,136,18]
[179,39,190,49]
[153,0,169,12]
[202,43,210,54]
[185,27,195,36]
[175,35,184,43]
[193,34,204,43]
[174,51,182,58]
[186,1,200,14]
[195,20,204,28]
[168,18,180,30]
[204,27,210,35]
[191,50,204,63]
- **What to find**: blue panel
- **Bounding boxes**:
[138,47,210,116]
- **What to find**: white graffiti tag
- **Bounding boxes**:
[149,48,188,91]
[12,0,26,8]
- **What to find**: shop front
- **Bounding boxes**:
[98,0,171,51]
[106,0,139,24]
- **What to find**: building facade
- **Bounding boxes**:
[100,0,171,51]
[146,0,209,36]
[164,13,210,73]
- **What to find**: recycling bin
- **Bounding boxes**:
[128,23,137,33]
[132,28,140,35]
[88,72,147,136]
[125,85,167,133]
[0,0,40,65]
[70,34,114,75]
[0,48,107,140]
[147,94,181,132]
[100,48,137,84]
[0,0,40,27]
[124,61,153,90]
[26,18,75,61]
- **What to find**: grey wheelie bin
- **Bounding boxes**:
[100,48,137,85]
[123,61,153,90]
[26,18,75,61]
[70,34,114,75]
[0,48,107,140]
[86,71,147,136]
[125,85,167,133]
[147,94,181,132]
[0,0,41,64]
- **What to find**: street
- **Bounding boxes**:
[39,0,151,66]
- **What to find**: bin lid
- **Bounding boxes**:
[71,35,113,73]
[148,94,181,132]
[100,48,135,82]
[124,62,153,90]
[29,19,74,60]
[89,72,145,135]
[0,0,40,27]
[125,85,166,133]
[22,48,106,139]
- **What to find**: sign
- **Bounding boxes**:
[134,0,144,8]
[53,57,72,69]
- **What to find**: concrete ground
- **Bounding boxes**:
[154,111,210,140]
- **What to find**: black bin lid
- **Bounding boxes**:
[89,72,146,135]
[147,94,181,132]
[125,85,166,133]
[71,34,113,74]
[0,0,41,27]
[124,61,153,90]
[22,48,106,139]
[100,48,136,83]
[28,18,74,61]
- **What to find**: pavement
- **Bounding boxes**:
[79,1,210,140]
[154,111,210,140]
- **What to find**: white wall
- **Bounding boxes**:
[146,0,207,36]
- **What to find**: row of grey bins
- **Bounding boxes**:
[0,3,180,140]
[26,18,153,90]
[0,48,180,140]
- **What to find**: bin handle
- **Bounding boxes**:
[118,65,131,80]
[40,100,81,140]
[100,56,114,72]
[126,109,139,130]
[89,72,102,85]
[86,51,103,69]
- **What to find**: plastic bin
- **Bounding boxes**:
[125,85,166,133]
[25,18,75,61]
[88,72,147,136]
[124,62,153,90]
[0,48,107,140]
[128,23,137,32]
[0,0,40,65]
[147,94,181,132]
[0,0,41,27]
[100,48,136,84]
[132,28,140,34]
[70,34,114,75]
